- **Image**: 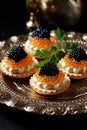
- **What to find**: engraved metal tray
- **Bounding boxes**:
[0,32,87,116]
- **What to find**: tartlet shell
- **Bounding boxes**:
[30,75,70,95]
[0,63,37,78]
[58,61,87,79]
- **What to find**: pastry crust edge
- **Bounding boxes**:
[30,75,70,95]
[0,63,37,78]
[58,63,87,79]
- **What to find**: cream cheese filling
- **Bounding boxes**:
[32,75,69,90]
[59,59,87,74]
[24,40,58,53]
[2,58,38,74]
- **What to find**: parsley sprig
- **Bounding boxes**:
[55,27,78,52]
[34,27,78,67]
[35,46,62,67]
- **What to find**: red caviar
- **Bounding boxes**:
[30,36,56,49]
[4,55,32,69]
[35,69,64,86]
[64,55,87,70]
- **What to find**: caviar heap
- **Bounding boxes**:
[7,45,27,63]
[39,62,59,76]
[68,47,87,62]
[31,26,50,39]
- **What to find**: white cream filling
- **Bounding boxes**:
[2,57,38,74]
[32,75,69,90]
[59,59,87,74]
[24,39,58,53]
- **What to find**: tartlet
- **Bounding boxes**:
[0,45,38,78]
[58,47,87,79]
[30,62,70,95]
[24,27,57,57]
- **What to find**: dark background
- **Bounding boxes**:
[0,0,29,41]
[0,0,87,129]
[0,103,87,130]
[0,0,87,41]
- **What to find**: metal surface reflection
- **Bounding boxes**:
[26,0,82,30]
[0,33,87,116]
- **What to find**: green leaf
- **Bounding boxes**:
[55,27,68,41]
[55,27,62,40]
[70,43,78,50]
[49,46,57,51]
[55,27,65,40]
[65,43,71,50]
[34,50,42,56]
[55,48,61,56]
[65,43,78,51]
[34,49,51,58]
[51,56,60,65]
[37,59,49,68]
[61,34,68,41]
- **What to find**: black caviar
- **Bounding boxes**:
[7,45,27,62]
[39,62,59,76]
[68,47,87,62]
[31,26,50,39]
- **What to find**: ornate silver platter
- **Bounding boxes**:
[0,32,87,116]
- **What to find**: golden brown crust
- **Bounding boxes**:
[0,63,37,78]
[58,67,87,79]
[30,75,70,95]
[58,61,87,79]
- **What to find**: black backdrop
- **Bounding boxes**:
[0,0,29,41]
[0,0,87,41]
[0,0,87,129]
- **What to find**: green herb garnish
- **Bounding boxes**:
[35,46,63,67]
[35,49,51,59]
[35,27,78,67]
[55,27,78,52]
